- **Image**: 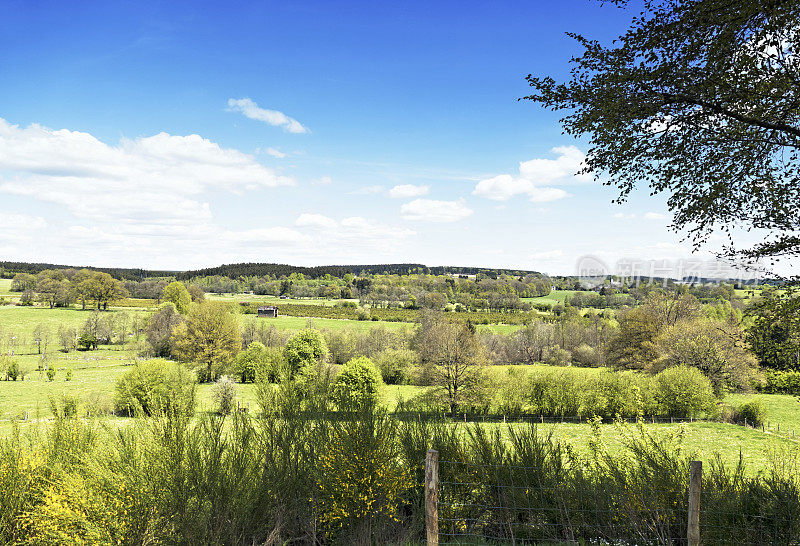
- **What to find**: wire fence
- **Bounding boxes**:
[423,451,800,545]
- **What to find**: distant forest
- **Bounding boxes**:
[0,260,544,281]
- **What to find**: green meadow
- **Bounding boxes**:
[0,299,797,474]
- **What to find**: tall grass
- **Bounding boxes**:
[1,398,800,544]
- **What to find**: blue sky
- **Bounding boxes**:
[0,1,775,277]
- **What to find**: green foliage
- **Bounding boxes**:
[605,307,661,371]
[113,359,196,416]
[2,357,20,381]
[45,367,56,382]
[145,302,184,358]
[283,328,327,376]
[49,393,79,418]
[331,356,384,411]
[212,376,237,415]
[234,341,285,383]
[524,0,800,261]
[376,348,418,384]
[170,302,241,382]
[653,366,716,418]
[161,281,192,314]
[656,318,758,395]
[759,370,800,394]
[747,290,800,371]
[77,332,97,351]
[317,409,413,542]
[732,398,768,427]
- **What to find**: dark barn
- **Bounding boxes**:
[257,305,279,318]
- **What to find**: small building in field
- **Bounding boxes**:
[257,306,279,318]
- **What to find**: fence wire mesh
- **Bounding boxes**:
[428,457,798,545]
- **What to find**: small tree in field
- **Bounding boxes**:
[283,329,327,377]
[414,313,486,418]
[331,356,383,411]
[162,281,192,315]
[212,376,237,415]
[171,302,241,382]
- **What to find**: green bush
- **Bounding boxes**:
[572,343,602,367]
[653,366,717,418]
[114,360,196,416]
[49,393,79,418]
[45,367,56,382]
[212,376,237,415]
[2,358,19,381]
[376,348,418,385]
[733,398,768,427]
[759,370,800,394]
[331,356,383,411]
[283,329,327,376]
[235,342,285,383]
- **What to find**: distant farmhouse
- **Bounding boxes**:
[257,306,279,318]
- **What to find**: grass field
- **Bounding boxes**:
[0,357,797,472]
[1,297,797,474]
[522,290,578,305]
[0,279,12,295]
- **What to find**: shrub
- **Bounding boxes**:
[45,367,56,382]
[78,333,97,351]
[733,398,768,427]
[331,357,383,411]
[49,393,79,418]
[3,358,19,381]
[572,343,602,367]
[547,347,572,366]
[376,348,418,384]
[317,410,413,542]
[759,370,800,394]
[234,342,284,383]
[283,329,327,376]
[652,366,716,418]
[114,360,196,416]
[212,376,237,415]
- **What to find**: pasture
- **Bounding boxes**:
[523,289,577,304]
[0,298,796,475]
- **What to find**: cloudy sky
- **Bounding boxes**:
[0,1,786,276]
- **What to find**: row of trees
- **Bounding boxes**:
[11,269,127,310]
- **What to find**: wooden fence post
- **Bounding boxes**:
[425,450,439,545]
[688,460,702,546]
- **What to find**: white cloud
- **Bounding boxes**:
[0,118,294,230]
[531,250,564,260]
[518,146,592,184]
[220,227,311,246]
[226,98,309,134]
[473,146,589,202]
[388,184,430,199]
[401,199,473,223]
[0,212,47,231]
[295,213,338,229]
[265,147,286,158]
[644,212,668,220]
[349,185,385,195]
[313,175,333,186]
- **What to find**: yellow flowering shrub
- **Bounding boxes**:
[316,413,413,538]
[20,474,126,545]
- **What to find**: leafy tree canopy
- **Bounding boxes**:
[524,0,800,269]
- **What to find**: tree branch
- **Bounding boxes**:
[663,93,800,139]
